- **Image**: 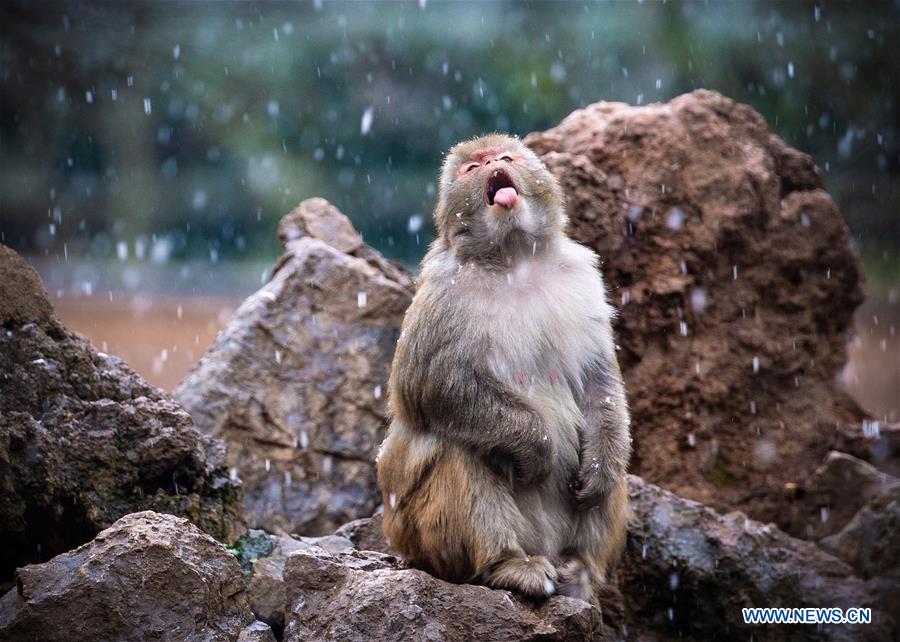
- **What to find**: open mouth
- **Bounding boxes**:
[485,169,519,208]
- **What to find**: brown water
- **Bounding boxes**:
[52,293,242,392]
[50,289,899,422]
[843,295,899,423]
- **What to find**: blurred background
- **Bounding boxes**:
[1,1,897,419]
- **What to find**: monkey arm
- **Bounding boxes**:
[390,320,552,486]
[572,356,632,509]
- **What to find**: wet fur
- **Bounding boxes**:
[377,134,631,605]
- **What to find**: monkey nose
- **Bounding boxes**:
[493,187,518,209]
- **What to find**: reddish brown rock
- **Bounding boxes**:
[524,89,868,528]
[175,199,413,536]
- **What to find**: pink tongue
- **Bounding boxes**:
[494,186,518,208]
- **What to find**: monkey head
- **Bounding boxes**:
[435,134,565,265]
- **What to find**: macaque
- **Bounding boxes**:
[376,133,631,604]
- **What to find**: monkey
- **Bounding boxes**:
[376,133,631,605]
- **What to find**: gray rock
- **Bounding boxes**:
[0,511,254,642]
[821,485,900,579]
[245,530,352,635]
[333,511,390,553]
[276,197,363,254]
[0,245,243,582]
[175,199,412,536]
[621,475,893,641]
[779,451,900,540]
[285,478,896,641]
[238,621,278,642]
[282,545,601,642]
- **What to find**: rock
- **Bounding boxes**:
[248,549,291,636]
[276,197,363,254]
[243,529,352,636]
[524,90,869,529]
[282,546,601,642]
[821,485,900,581]
[831,420,900,478]
[333,511,390,553]
[0,245,243,582]
[175,199,413,535]
[621,475,893,641]
[821,484,900,618]
[779,451,900,540]
[238,621,278,642]
[0,245,54,327]
[0,511,254,642]
[257,474,896,641]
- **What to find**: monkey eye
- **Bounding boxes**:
[499,155,514,163]
[462,162,480,173]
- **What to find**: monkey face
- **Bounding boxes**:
[435,134,565,265]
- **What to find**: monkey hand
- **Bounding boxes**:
[570,458,616,509]
[509,427,553,487]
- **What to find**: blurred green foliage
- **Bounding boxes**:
[1,0,897,276]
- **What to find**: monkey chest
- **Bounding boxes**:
[479,281,605,398]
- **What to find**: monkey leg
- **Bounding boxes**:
[558,476,629,604]
[386,445,557,599]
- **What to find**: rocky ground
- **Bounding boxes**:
[1,91,897,641]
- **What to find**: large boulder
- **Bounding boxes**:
[175,198,413,535]
[0,511,272,642]
[0,246,243,582]
[524,89,870,528]
[621,475,893,641]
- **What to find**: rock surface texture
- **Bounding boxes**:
[242,528,354,636]
[821,483,900,618]
[524,89,870,528]
[621,475,892,641]
[0,511,268,642]
[0,245,243,582]
[175,199,413,535]
[237,476,894,641]
[779,450,900,540]
[282,546,601,642]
